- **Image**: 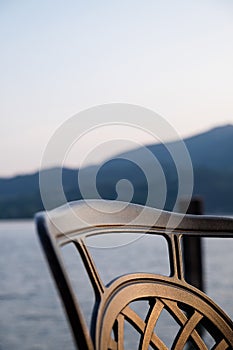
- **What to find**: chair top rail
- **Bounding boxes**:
[35,200,233,240]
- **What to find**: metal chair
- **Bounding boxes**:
[35,200,233,350]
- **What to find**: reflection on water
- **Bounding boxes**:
[0,221,232,350]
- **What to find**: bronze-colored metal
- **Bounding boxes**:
[35,200,233,349]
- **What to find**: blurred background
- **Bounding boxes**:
[0,1,233,349]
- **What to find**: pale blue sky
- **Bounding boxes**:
[1,0,233,176]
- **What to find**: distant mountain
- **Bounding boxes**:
[183,124,233,170]
[121,124,233,170]
[1,124,233,218]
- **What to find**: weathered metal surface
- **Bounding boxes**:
[35,200,233,350]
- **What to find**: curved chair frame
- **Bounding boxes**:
[35,200,233,350]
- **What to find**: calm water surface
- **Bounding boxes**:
[0,221,232,350]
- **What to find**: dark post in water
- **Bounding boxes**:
[180,197,204,291]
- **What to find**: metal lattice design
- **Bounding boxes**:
[97,276,233,350]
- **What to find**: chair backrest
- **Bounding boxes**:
[35,200,233,350]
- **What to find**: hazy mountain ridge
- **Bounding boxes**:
[1,124,233,218]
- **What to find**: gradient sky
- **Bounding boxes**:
[1,0,233,177]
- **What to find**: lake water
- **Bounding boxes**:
[0,221,232,350]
